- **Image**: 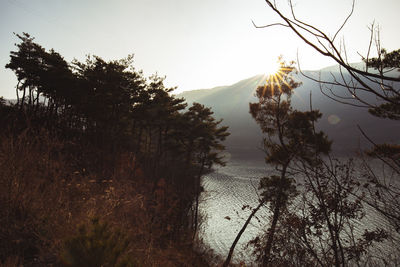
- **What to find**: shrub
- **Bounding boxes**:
[61,218,137,267]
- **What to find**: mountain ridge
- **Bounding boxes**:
[178,66,400,158]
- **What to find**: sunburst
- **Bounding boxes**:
[261,62,297,97]
[264,60,282,77]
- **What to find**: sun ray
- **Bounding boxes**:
[275,75,282,93]
[262,83,267,98]
[262,62,300,98]
[270,75,274,96]
[264,59,281,77]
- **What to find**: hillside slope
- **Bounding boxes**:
[178,68,400,158]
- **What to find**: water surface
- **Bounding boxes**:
[199,157,399,264]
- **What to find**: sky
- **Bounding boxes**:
[1,0,399,98]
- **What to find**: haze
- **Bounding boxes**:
[1,0,399,98]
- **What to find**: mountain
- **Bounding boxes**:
[177,66,400,159]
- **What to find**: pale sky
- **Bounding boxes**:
[1,0,399,98]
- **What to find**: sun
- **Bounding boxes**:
[264,60,282,77]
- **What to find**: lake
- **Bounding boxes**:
[199,157,271,263]
[199,156,400,265]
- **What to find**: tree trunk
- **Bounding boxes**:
[193,157,205,239]
[262,196,282,266]
[263,163,288,266]
[20,85,26,110]
[16,81,20,106]
[223,201,264,267]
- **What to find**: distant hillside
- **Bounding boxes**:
[178,66,400,158]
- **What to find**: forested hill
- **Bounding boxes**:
[178,67,400,157]
[0,33,229,266]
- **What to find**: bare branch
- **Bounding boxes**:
[261,0,400,83]
[357,125,400,171]
[365,21,376,72]
[332,0,355,42]
[252,20,289,28]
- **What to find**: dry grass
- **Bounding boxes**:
[0,130,213,266]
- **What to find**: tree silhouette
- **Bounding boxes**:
[258,0,400,242]
[252,62,331,265]
[6,33,73,115]
[182,102,229,237]
[4,33,231,260]
[224,61,330,266]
